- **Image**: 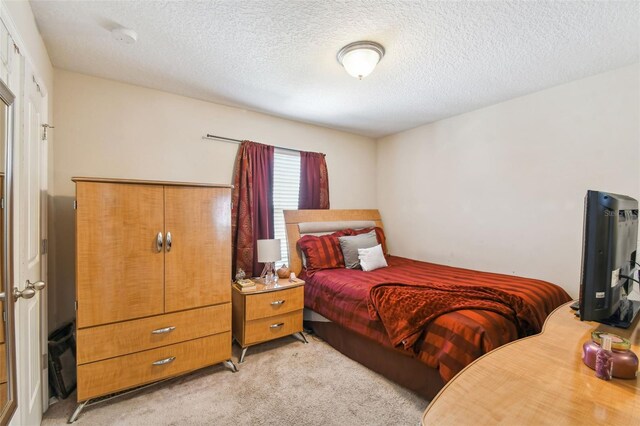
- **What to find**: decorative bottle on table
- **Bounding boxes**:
[595,335,613,381]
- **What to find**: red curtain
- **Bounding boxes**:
[231,141,275,277]
[298,151,330,209]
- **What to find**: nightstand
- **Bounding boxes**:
[231,278,307,363]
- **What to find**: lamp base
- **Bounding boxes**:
[260,262,277,285]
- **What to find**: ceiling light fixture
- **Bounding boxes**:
[337,41,385,80]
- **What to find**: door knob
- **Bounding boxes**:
[13,286,36,301]
[26,280,46,291]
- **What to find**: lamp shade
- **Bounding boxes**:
[257,239,281,263]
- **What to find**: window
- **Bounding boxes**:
[273,148,300,267]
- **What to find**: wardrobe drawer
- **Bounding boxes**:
[0,382,5,409]
[77,303,230,364]
[245,286,304,321]
[77,332,231,401]
[243,310,302,345]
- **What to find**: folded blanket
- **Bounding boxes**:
[368,282,542,351]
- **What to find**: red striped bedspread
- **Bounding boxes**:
[302,256,571,383]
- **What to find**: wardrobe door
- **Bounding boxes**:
[164,186,231,312]
[76,182,165,327]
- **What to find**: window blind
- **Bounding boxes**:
[273,148,301,267]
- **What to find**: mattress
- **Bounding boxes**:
[301,255,571,382]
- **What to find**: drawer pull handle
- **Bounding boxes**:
[270,323,285,329]
[152,356,176,366]
[151,326,176,334]
[271,300,285,306]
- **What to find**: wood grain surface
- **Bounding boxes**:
[164,186,231,312]
[0,344,5,383]
[75,179,233,403]
[422,301,640,425]
[76,182,165,328]
[77,332,231,401]
[0,383,5,411]
[232,284,304,347]
[231,288,246,345]
[245,286,304,321]
[72,176,232,188]
[242,310,303,346]
[77,303,230,364]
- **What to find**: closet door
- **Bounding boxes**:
[76,182,165,327]
[164,186,231,312]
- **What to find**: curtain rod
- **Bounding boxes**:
[202,133,300,154]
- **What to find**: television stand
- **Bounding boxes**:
[597,298,640,329]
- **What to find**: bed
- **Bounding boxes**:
[283,209,572,399]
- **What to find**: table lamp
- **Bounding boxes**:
[257,239,281,284]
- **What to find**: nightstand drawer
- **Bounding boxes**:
[77,332,231,401]
[245,286,304,321]
[243,310,302,345]
[77,303,231,364]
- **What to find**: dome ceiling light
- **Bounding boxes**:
[337,41,385,80]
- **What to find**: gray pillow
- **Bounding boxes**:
[339,231,378,269]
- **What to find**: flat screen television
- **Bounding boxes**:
[579,190,639,328]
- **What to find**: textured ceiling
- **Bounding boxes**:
[31,1,639,138]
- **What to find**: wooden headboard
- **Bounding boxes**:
[283,209,384,275]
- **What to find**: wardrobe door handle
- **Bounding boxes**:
[270,300,285,306]
[151,326,176,335]
[156,232,163,252]
[152,356,176,366]
[270,323,284,329]
[166,232,172,252]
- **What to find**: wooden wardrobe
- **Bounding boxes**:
[73,177,233,402]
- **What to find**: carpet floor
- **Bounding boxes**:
[42,333,428,425]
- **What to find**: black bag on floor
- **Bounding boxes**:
[48,322,76,399]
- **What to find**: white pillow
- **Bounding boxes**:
[358,244,388,272]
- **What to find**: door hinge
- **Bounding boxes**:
[42,123,54,141]
[42,354,48,370]
[3,311,6,323]
[41,239,48,255]
[0,197,3,209]
[32,76,42,96]
[73,200,77,210]
[75,301,78,311]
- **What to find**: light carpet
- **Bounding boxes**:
[42,333,428,425]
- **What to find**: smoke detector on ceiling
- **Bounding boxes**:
[111,27,138,44]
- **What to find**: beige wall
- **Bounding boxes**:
[377,64,640,298]
[49,64,640,323]
[51,69,377,327]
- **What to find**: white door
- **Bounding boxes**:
[13,61,47,426]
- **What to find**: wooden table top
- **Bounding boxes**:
[422,301,639,425]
